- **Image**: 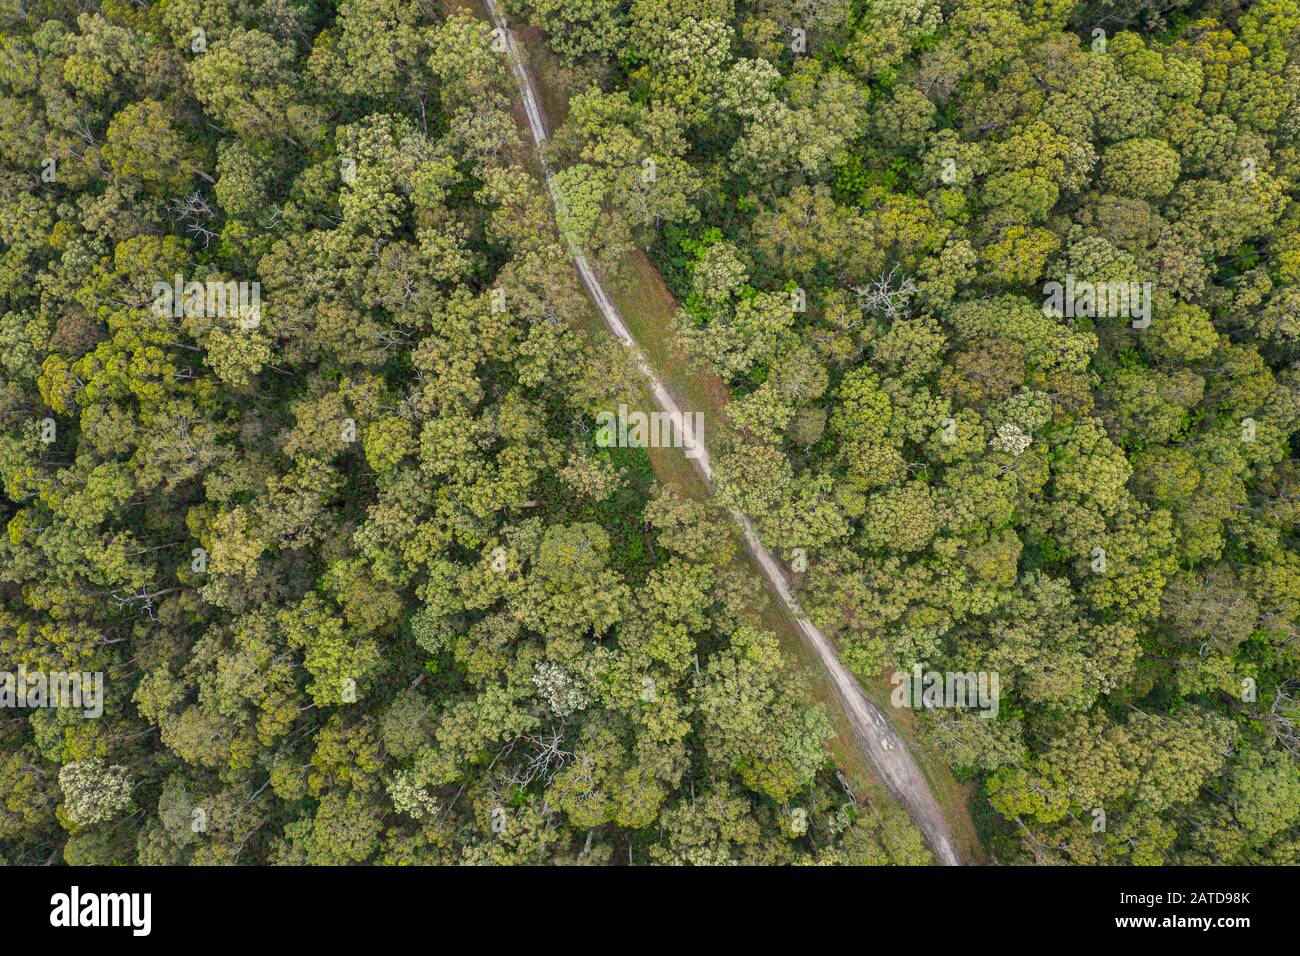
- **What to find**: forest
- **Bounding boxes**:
[1,0,1298,866]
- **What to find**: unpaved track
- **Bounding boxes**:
[484,0,961,866]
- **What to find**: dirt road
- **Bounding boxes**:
[483,0,962,866]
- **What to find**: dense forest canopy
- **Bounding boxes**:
[0,0,931,865]
[1,0,1298,865]
[518,0,1300,863]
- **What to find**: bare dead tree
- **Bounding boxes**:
[852,266,919,322]
[1269,681,1299,757]
[504,724,572,788]
[108,586,179,622]
[169,191,219,249]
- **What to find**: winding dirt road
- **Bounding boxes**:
[483,0,961,866]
